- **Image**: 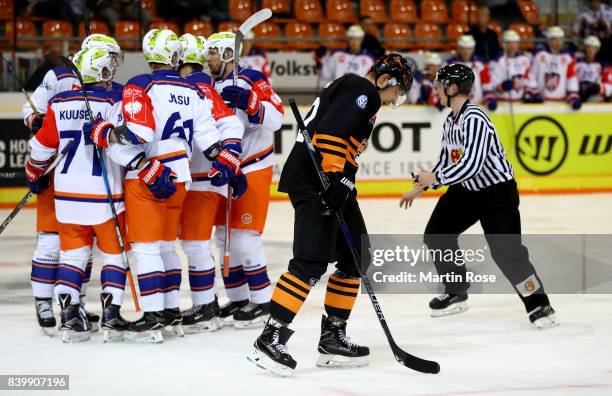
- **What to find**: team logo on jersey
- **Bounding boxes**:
[450,148,463,163]
[241,213,253,225]
[124,100,143,118]
[356,95,368,109]
[544,72,561,92]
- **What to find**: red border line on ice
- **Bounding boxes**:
[412,382,612,396]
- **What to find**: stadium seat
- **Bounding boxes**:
[488,21,502,38]
[445,23,469,50]
[115,21,141,51]
[253,22,284,50]
[509,23,535,50]
[414,23,443,50]
[327,0,357,24]
[518,0,541,25]
[0,0,14,21]
[78,20,110,37]
[42,20,74,49]
[230,0,255,22]
[140,0,160,21]
[295,0,325,23]
[390,0,418,24]
[421,0,449,24]
[286,22,317,51]
[150,21,180,33]
[5,19,38,50]
[318,22,346,49]
[451,0,478,25]
[218,22,241,33]
[383,23,413,50]
[360,0,387,23]
[262,0,291,15]
[184,21,213,38]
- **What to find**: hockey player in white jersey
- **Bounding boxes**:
[207,31,283,328]
[576,35,612,102]
[445,35,497,110]
[526,26,581,109]
[410,52,444,110]
[317,25,375,85]
[87,29,223,343]
[26,48,127,343]
[23,33,122,336]
[490,30,532,102]
[239,31,272,80]
[177,33,246,333]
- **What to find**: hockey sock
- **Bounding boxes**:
[216,226,249,301]
[324,273,360,320]
[160,241,181,309]
[269,272,312,324]
[80,258,93,298]
[234,230,272,304]
[31,233,60,298]
[55,246,90,304]
[100,252,127,307]
[182,240,216,305]
[133,242,164,312]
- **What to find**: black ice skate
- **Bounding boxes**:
[123,311,164,343]
[429,293,469,317]
[317,315,369,368]
[218,298,249,326]
[233,302,270,329]
[100,293,128,342]
[247,317,297,377]
[58,294,92,344]
[80,297,100,332]
[35,298,56,337]
[181,300,221,333]
[529,305,559,329]
[161,308,184,337]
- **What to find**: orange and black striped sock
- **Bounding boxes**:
[269,272,312,324]
[324,273,360,320]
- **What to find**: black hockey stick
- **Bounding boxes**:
[289,98,441,374]
[1,55,41,119]
[60,56,141,311]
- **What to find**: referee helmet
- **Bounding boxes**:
[435,63,475,105]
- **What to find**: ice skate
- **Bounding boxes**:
[247,317,297,377]
[58,294,92,343]
[80,297,100,332]
[429,293,469,317]
[35,298,56,337]
[529,305,559,329]
[233,302,269,329]
[161,308,184,337]
[316,315,369,368]
[218,299,249,327]
[100,293,128,342]
[181,300,221,333]
[123,311,164,343]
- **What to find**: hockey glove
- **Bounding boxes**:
[523,92,543,104]
[320,173,355,213]
[314,45,327,69]
[84,119,114,148]
[569,97,582,110]
[501,79,514,92]
[579,82,600,101]
[138,159,177,199]
[209,148,242,187]
[486,98,498,112]
[30,114,45,135]
[25,157,51,194]
[221,86,261,116]
[228,172,248,199]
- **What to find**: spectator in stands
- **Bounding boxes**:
[467,6,501,61]
[24,0,88,35]
[91,0,150,33]
[445,35,496,110]
[25,47,63,91]
[240,31,272,80]
[360,16,385,60]
[526,26,581,109]
[317,25,375,84]
[409,52,444,111]
[573,0,612,39]
[576,35,612,102]
[490,30,531,103]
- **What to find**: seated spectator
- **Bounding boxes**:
[526,26,581,110]
[490,30,531,102]
[445,35,496,110]
[576,35,612,102]
[360,16,385,60]
[316,25,375,84]
[92,0,150,33]
[573,0,612,40]
[468,6,501,62]
[239,31,272,80]
[25,47,63,91]
[24,0,88,35]
[408,52,444,111]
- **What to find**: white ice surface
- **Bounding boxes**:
[1,193,611,396]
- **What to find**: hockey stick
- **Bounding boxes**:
[1,55,41,119]
[219,8,273,278]
[60,56,141,312]
[289,99,441,374]
[502,42,518,138]
[0,142,74,235]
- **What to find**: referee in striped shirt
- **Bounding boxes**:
[400,63,558,328]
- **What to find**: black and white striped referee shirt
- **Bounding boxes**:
[432,101,515,191]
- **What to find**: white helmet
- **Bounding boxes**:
[73,47,114,84]
[424,52,442,66]
[207,31,238,63]
[584,35,601,48]
[457,35,476,49]
[503,30,521,43]
[180,33,206,66]
[143,29,183,67]
[81,33,123,66]
[547,26,565,39]
[347,25,365,38]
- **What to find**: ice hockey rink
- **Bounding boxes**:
[1,193,611,396]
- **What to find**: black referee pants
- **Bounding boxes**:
[423,180,550,313]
